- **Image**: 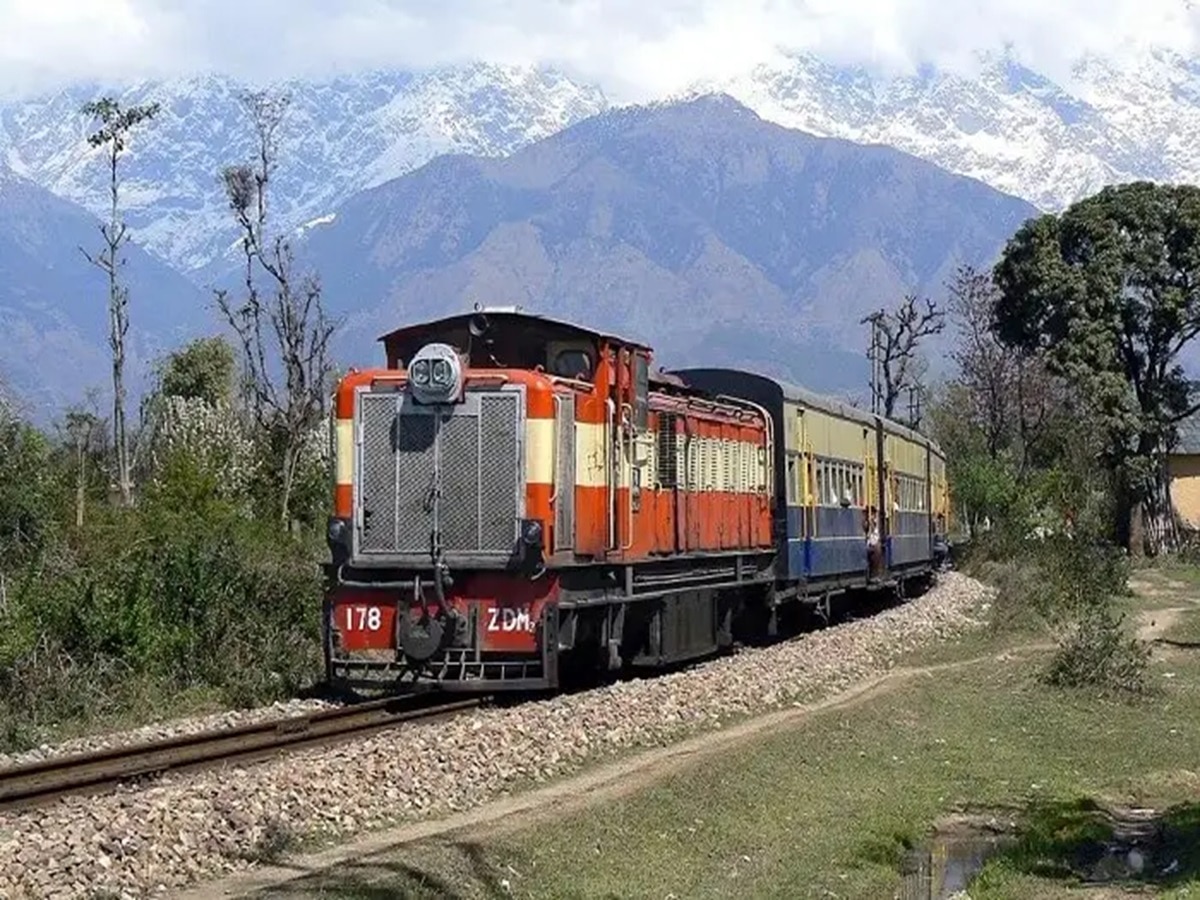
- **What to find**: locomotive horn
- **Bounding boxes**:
[468,312,490,337]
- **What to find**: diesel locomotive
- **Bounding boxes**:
[322,308,949,694]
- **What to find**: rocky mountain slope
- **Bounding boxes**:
[0,162,209,416]
[297,95,1037,394]
[0,65,607,276]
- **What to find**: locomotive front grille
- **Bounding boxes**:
[354,388,524,560]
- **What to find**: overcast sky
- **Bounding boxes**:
[1,0,1198,101]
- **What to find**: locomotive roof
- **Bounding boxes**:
[377,309,653,352]
[672,367,943,452]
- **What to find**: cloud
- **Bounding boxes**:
[0,0,1197,101]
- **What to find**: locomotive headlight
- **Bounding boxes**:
[407,342,463,404]
[431,358,450,386]
[410,358,431,386]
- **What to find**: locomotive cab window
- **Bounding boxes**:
[632,352,649,431]
[551,349,593,381]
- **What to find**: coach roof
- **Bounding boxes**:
[673,366,940,450]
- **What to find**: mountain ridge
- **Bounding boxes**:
[1,64,608,277]
[0,160,210,417]
[297,94,1038,394]
[5,47,1198,277]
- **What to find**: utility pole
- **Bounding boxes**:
[862,310,884,416]
[907,384,921,430]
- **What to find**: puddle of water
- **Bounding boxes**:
[899,829,1016,900]
[896,803,1197,898]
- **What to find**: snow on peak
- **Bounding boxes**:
[692,49,1200,212]
[2,49,1198,276]
[0,64,609,274]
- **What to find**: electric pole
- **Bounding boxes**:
[862,310,884,416]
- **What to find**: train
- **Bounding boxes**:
[322,308,950,695]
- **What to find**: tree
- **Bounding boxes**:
[214,90,335,529]
[80,96,161,507]
[156,336,237,406]
[61,394,103,529]
[992,181,1200,556]
[863,294,946,423]
[946,264,1066,471]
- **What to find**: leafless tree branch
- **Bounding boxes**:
[215,89,337,528]
[79,95,160,507]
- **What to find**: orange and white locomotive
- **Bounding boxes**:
[323,308,777,692]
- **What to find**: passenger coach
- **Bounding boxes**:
[674,369,949,607]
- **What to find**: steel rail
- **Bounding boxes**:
[0,696,482,812]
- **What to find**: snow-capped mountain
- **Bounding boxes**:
[0,64,608,275]
[3,46,1199,280]
[691,48,1200,212]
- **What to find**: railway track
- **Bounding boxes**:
[0,695,482,812]
[0,577,934,816]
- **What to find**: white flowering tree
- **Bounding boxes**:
[144,395,261,512]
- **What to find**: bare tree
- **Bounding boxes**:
[80,96,160,507]
[946,264,1066,472]
[863,293,946,421]
[947,265,1013,458]
[62,395,103,528]
[214,90,335,528]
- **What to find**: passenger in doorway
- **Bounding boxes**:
[865,507,882,578]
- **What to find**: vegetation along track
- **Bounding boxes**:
[0,696,483,812]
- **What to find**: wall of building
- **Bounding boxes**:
[1169,454,1200,529]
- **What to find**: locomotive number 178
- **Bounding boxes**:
[343,605,383,631]
[332,600,395,652]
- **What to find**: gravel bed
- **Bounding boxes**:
[0,698,341,771]
[0,572,994,899]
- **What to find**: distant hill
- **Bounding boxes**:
[0,162,210,418]
[299,95,1039,395]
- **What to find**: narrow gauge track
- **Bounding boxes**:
[0,695,483,813]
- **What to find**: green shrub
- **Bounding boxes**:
[0,414,325,751]
[1043,604,1151,695]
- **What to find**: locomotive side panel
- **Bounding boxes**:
[619,397,772,560]
[571,389,611,558]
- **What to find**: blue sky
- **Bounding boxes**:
[1,0,1198,100]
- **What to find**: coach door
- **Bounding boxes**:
[873,418,890,572]
[863,425,875,578]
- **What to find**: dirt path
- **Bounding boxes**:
[1137,607,1185,642]
[180,644,1048,900]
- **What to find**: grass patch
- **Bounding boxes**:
[245,611,1200,899]
[1167,608,1200,645]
